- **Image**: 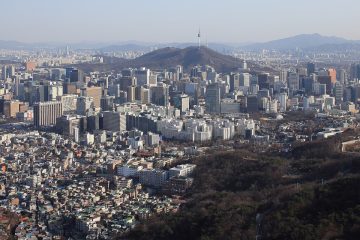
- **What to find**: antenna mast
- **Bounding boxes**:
[198,28,201,49]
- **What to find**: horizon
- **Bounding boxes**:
[1,33,358,46]
[1,0,359,43]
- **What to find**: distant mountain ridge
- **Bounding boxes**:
[1,33,360,52]
[244,33,360,50]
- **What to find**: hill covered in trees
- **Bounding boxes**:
[73,46,274,73]
[121,136,360,240]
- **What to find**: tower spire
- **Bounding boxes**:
[198,28,201,49]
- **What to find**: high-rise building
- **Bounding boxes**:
[49,84,63,101]
[150,83,169,106]
[280,70,288,82]
[240,60,247,70]
[25,62,37,72]
[142,88,150,104]
[127,85,136,102]
[334,82,344,104]
[148,74,157,86]
[135,86,150,104]
[307,62,316,76]
[205,83,221,113]
[250,84,259,95]
[102,111,127,132]
[327,68,337,84]
[81,87,102,108]
[350,64,360,80]
[63,82,78,95]
[119,76,137,91]
[100,95,115,111]
[246,95,259,113]
[76,96,94,116]
[258,73,270,89]
[57,94,78,114]
[278,93,288,112]
[317,76,332,95]
[258,89,270,99]
[87,115,100,132]
[13,76,20,98]
[351,85,360,102]
[33,101,62,127]
[229,73,240,92]
[1,66,7,80]
[287,72,300,91]
[239,73,250,87]
[297,67,307,77]
[338,69,347,85]
[51,68,64,81]
[2,65,15,79]
[69,69,84,83]
[56,115,87,137]
[174,94,190,112]
[3,100,28,118]
[134,68,150,86]
[302,77,315,95]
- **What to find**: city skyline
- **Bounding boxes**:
[2,0,359,43]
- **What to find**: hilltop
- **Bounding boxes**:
[125,46,241,72]
[74,46,272,73]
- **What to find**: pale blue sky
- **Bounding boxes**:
[2,0,359,43]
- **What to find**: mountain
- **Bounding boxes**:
[123,127,360,240]
[99,44,152,52]
[74,46,275,73]
[98,42,238,54]
[3,34,359,52]
[0,40,30,49]
[125,46,241,71]
[244,33,357,50]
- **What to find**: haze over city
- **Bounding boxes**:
[0,1,359,240]
[2,0,360,43]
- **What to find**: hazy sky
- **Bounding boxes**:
[2,0,359,43]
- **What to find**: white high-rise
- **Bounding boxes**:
[278,93,288,112]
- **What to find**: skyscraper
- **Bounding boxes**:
[258,73,270,90]
[246,95,259,113]
[119,76,137,91]
[1,66,7,80]
[334,82,343,104]
[69,69,84,83]
[76,96,94,116]
[229,73,240,92]
[174,94,190,112]
[81,87,102,108]
[338,69,347,85]
[287,72,300,91]
[134,68,150,86]
[127,85,136,102]
[33,101,63,127]
[151,83,169,106]
[239,73,250,87]
[327,68,337,84]
[278,93,288,112]
[205,83,221,113]
[307,62,316,76]
[350,64,360,80]
[100,95,115,111]
[57,94,78,114]
[317,76,332,95]
[102,111,127,132]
